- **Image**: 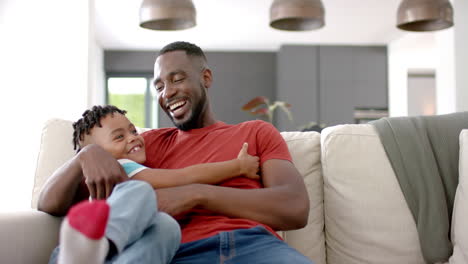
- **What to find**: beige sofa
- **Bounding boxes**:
[1,119,467,264]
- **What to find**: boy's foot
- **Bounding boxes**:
[58,200,110,264]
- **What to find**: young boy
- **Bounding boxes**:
[54,105,260,264]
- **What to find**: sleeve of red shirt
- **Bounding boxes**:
[254,121,292,164]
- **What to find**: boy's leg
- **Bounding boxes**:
[110,212,181,264]
[104,180,159,254]
[50,180,180,264]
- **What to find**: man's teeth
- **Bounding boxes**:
[130,146,140,153]
[169,101,185,111]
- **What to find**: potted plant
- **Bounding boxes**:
[241,96,293,124]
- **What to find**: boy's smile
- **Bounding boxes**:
[83,113,146,164]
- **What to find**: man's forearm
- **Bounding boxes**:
[157,182,309,230]
[197,183,309,230]
[37,156,85,216]
[156,159,310,230]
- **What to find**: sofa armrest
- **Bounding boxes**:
[0,210,62,264]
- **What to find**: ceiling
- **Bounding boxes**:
[94,0,408,51]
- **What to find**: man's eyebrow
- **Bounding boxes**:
[153,70,185,86]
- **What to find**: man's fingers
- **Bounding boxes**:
[87,182,97,200]
[105,182,113,199]
[96,184,105,200]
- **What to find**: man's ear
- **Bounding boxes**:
[202,68,213,89]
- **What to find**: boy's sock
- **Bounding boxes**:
[58,200,110,264]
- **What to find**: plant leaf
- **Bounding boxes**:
[242,96,269,111]
[251,108,269,115]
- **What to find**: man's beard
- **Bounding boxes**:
[170,85,207,131]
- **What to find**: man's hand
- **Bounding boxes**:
[78,144,128,199]
[156,184,202,216]
[237,143,260,180]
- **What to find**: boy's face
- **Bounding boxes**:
[83,113,146,163]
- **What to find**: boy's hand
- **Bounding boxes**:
[78,144,128,199]
[237,143,260,180]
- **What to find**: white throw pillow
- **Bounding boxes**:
[321,124,425,264]
[449,129,468,264]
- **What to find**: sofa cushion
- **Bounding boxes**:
[281,131,325,264]
[321,124,425,264]
[449,129,468,263]
[32,119,76,208]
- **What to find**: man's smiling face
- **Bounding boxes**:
[153,50,209,131]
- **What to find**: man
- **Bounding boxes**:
[39,41,312,264]
[146,41,312,263]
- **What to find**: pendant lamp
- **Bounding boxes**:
[139,0,196,31]
[270,0,325,31]
[397,0,453,32]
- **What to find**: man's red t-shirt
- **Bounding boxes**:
[142,120,292,243]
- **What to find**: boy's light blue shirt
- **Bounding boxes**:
[118,159,148,178]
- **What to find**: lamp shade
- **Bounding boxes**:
[270,0,325,31]
[397,0,453,32]
[139,0,196,30]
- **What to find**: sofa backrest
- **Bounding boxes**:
[32,119,76,208]
[38,119,463,264]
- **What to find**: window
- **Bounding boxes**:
[106,75,158,128]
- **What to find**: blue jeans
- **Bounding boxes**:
[49,180,181,264]
[170,226,314,264]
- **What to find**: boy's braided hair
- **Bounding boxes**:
[72,105,127,153]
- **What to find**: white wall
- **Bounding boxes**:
[435,29,456,114]
[388,33,437,117]
[408,74,436,116]
[454,0,468,111]
[388,0,468,117]
[88,0,106,107]
[0,0,103,211]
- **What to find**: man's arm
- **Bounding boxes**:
[133,143,260,188]
[156,159,309,230]
[37,144,128,216]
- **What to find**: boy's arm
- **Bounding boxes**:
[132,143,259,188]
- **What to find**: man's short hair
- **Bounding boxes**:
[159,41,207,62]
[72,105,126,153]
